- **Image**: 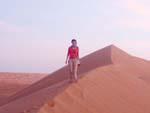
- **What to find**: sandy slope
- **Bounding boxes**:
[0,45,150,113]
[38,65,150,113]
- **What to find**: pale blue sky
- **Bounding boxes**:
[0,0,150,73]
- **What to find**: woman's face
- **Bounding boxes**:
[72,41,77,46]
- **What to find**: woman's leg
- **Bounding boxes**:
[73,59,78,81]
[68,59,73,81]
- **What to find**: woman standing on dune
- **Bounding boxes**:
[65,39,80,82]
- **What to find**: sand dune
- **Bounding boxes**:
[0,73,46,102]
[0,73,47,85]
[0,45,150,113]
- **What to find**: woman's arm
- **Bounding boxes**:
[77,47,80,65]
[77,47,79,59]
[65,48,69,64]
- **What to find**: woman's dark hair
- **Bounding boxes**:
[71,39,77,42]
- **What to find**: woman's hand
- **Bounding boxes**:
[65,60,68,64]
[77,59,80,66]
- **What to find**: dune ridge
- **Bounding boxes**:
[0,45,117,106]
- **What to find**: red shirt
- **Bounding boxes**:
[68,46,79,59]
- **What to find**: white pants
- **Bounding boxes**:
[68,58,78,80]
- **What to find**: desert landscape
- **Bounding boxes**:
[0,45,150,113]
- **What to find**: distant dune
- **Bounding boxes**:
[0,45,150,113]
[0,72,47,84]
[0,73,47,102]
